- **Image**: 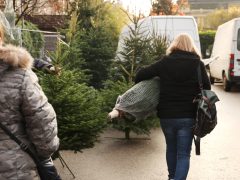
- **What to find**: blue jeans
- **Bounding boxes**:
[160,118,194,180]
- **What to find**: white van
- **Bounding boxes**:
[209,18,240,91]
[116,15,201,61]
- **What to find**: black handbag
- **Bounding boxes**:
[193,64,219,155]
[0,121,61,180]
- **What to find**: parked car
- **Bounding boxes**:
[116,15,201,61]
[209,18,240,91]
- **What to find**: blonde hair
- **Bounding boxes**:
[166,33,201,58]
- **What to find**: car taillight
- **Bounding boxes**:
[229,53,234,76]
[230,53,234,61]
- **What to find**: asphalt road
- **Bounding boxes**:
[54,84,240,180]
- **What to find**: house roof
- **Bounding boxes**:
[24,15,69,31]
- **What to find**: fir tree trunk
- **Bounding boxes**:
[125,128,130,139]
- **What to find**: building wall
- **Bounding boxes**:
[184,0,240,29]
[188,0,240,9]
[33,0,69,15]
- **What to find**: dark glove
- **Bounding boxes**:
[37,157,62,180]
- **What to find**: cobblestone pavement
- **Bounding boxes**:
[54,85,240,180]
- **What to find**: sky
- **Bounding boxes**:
[120,0,177,16]
[120,0,152,15]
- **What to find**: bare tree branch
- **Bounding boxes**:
[14,0,53,25]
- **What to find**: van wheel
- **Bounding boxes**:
[223,74,231,92]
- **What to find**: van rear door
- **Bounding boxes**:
[234,27,240,76]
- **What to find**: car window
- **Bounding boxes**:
[237,28,240,51]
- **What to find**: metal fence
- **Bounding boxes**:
[10,28,65,58]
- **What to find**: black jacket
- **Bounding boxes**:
[135,50,211,119]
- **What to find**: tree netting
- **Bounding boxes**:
[0,10,14,39]
[111,78,160,121]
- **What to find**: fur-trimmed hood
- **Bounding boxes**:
[0,44,33,73]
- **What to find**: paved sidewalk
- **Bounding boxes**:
[55,128,167,180]
[54,85,240,180]
[54,127,240,180]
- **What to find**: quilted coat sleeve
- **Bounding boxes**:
[21,70,59,158]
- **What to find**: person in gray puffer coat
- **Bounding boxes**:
[0,28,59,179]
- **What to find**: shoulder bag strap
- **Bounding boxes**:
[193,136,201,155]
[0,121,41,164]
[194,62,203,155]
[197,62,203,91]
[0,71,40,163]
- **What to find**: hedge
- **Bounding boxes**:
[199,31,216,58]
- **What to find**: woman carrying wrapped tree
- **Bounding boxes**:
[135,34,211,180]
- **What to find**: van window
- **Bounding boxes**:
[238,29,240,51]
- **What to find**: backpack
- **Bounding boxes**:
[193,64,220,155]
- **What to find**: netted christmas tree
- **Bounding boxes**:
[102,14,168,139]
